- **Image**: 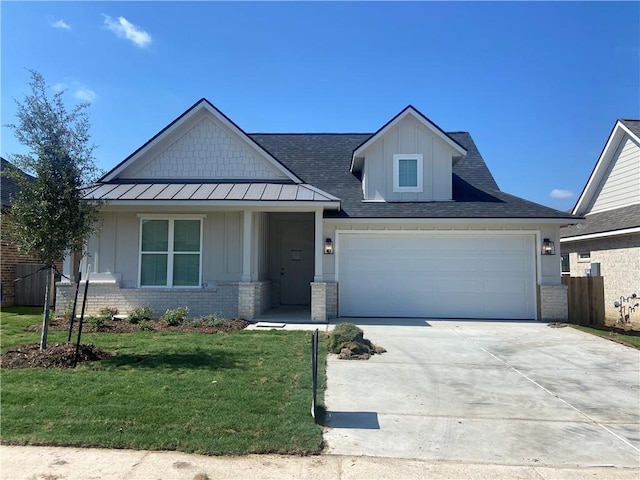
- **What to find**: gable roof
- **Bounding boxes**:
[1,157,33,208]
[350,105,467,172]
[561,203,640,240]
[100,98,302,184]
[250,132,575,220]
[572,118,640,216]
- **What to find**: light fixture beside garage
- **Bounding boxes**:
[324,238,334,254]
[542,238,556,255]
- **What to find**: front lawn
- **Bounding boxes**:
[0,307,326,455]
[571,324,640,349]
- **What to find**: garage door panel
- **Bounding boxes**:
[338,233,536,319]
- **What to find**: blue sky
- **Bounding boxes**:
[2,1,638,211]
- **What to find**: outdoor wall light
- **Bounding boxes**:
[541,238,556,255]
[324,238,334,254]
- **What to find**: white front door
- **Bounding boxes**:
[338,232,537,319]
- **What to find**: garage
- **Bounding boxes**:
[337,232,537,319]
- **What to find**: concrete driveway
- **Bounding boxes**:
[323,320,640,468]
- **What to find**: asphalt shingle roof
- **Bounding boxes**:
[621,119,640,138]
[561,204,640,238]
[1,157,32,208]
[249,133,576,220]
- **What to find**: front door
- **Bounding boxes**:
[279,222,314,305]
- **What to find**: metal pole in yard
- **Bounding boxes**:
[311,328,318,420]
[67,271,82,342]
[73,275,90,368]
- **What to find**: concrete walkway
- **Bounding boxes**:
[2,445,639,479]
[324,319,640,469]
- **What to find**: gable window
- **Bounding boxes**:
[393,154,423,192]
[140,218,202,287]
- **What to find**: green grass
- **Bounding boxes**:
[571,324,640,349]
[1,307,327,455]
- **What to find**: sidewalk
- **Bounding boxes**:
[1,445,638,480]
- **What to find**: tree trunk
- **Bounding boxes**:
[39,266,53,350]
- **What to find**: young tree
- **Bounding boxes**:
[4,70,101,349]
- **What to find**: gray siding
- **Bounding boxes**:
[591,136,640,213]
[362,116,454,202]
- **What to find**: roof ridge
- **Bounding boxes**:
[248,132,373,136]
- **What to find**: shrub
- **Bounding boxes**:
[87,315,105,331]
[138,320,152,331]
[161,307,189,326]
[200,313,226,328]
[127,306,153,324]
[328,323,364,354]
[98,306,118,320]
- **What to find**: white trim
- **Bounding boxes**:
[335,229,539,320]
[393,154,423,192]
[585,202,639,216]
[328,217,579,225]
[138,217,203,288]
[560,226,640,242]
[103,100,302,184]
[573,120,640,216]
[136,213,207,219]
[351,107,466,171]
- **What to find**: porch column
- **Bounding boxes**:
[314,208,323,282]
[242,210,253,282]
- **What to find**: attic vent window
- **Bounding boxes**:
[393,154,423,193]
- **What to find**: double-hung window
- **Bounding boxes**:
[140,218,202,287]
[393,154,423,192]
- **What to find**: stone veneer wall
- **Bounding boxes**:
[538,285,568,321]
[55,282,240,319]
[311,282,337,322]
[562,234,640,322]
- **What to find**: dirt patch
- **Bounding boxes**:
[1,342,113,369]
[27,316,250,334]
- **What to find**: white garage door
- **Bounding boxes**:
[338,233,537,319]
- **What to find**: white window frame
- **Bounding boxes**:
[138,215,204,288]
[393,154,423,193]
[577,252,591,263]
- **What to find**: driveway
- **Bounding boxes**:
[323,320,640,468]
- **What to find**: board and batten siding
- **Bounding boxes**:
[362,115,453,202]
[590,135,640,213]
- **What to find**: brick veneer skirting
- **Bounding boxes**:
[311,282,337,322]
[538,284,568,321]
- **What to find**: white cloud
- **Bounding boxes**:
[102,14,152,48]
[550,188,575,199]
[51,19,71,30]
[74,88,97,103]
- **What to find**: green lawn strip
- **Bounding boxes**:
[2,326,327,455]
[570,324,640,349]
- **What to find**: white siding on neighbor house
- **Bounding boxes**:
[118,114,290,181]
[362,115,454,202]
[590,136,640,213]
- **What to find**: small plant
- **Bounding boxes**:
[98,306,119,320]
[127,306,154,324]
[200,313,226,327]
[187,318,203,328]
[161,306,189,327]
[87,315,105,331]
[138,320,152,331]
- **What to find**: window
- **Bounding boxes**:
[561,254,570,274]
[140,218,202,287]
[578,252,591,263]
[393,154,423,192]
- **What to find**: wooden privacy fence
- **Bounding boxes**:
[561,276,605,326]
[14,263,49,306]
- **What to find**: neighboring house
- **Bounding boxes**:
[56,100,577,321]
[561,119,640,323]
[0,157,45,307]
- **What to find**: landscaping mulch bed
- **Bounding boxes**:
[1,342,113,369]
[27,316,250,334]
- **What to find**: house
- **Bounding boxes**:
[56,100,577,322]
[1,157,50,307]
[560,119,640,323]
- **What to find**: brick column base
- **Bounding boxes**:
[538,285,568,322]
[311,282,337,322]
